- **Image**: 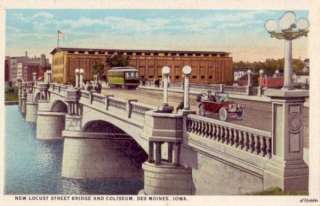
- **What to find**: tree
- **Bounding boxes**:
[106,54,129,67]
[92,63,105,81]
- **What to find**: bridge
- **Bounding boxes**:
[17,75,309,195]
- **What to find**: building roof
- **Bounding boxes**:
[50,47,230,57]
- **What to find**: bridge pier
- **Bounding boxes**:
[61,130,142,179]
[141,111,193,195]
[25,93,38,123]
[36,83,67,140]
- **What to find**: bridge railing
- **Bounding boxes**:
[186,114,272,158]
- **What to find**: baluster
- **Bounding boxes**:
[254,135,260,155]
[225,128,230,144]
[208,123,213,139]
[221,127,226,143]
[203,122,207,138]
[230,128,236,145]
[257,136,264,156]
[205,122,210,138]
[247,133,252,152]
[266,137,272,158]
[216,125,221,141]
[233,129,238,146]
[196,120,201,135]
[211,124,216,139]
[191,120,196,133]
[260,137,266,157]
[249,134,255,153]
[242,132,247,150]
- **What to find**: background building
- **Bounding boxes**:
[7,52,50,83]
[50,47,233,85]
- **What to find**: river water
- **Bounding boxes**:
[5,105,143,194]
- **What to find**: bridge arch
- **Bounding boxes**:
[51,100,68,113]
[82,119,148,165]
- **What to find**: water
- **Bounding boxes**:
[5,106,143,194]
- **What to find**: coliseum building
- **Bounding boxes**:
[50,47,233,85]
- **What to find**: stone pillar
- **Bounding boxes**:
[258,69,264,96]
[246,69,252,95]
[25,91,37,123]
[75,68,79,88]
[20,89,27,116]
[162,72,169,105]
[141,111,193,195]
[283,39,293,90]
[264,89,308,192]
[183,71,191,110]
[79,68,84,89]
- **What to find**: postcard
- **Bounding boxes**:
[1,0,319,206]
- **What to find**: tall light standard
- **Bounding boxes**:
[182,65,192,110]
[75,68,80,88]
[162,66,170,106]
[265,11,309,90]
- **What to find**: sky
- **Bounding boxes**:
[5,9,309,62]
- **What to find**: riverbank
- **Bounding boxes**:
[5,101,18,105]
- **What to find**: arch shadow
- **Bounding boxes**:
[51,100,68,113]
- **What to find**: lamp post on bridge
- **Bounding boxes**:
[75,68,80,88]
[182,65,192,110]
[265,11,309,90]
[159,66,173,113]
[79,68,84,89]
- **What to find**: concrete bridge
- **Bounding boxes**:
[17,78,309,195]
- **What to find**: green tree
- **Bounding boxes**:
[106,54,129,67]
[92,63,105,80]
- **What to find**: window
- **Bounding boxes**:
[149,75,154,79]
[192,75,197,79]
[158,75,162,78]
[175,76,179,79]
[201,76,205,79]
[209,76,213,79]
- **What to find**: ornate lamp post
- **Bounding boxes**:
[182,65,192,110]
[162,66,170,106]
[265,11,309,90]
[75,68,80,88]
[79,68,84,89]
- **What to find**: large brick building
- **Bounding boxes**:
[50,47,233,85]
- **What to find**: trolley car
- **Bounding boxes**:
[107,67,140,89]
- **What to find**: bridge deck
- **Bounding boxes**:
[101,88,309,148]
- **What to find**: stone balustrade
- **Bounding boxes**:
[186,114,272,158]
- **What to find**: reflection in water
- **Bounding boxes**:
[5,106,143,194]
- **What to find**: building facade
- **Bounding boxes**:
[50,47,233,85]
[8,52,50,83]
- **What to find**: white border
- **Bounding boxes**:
[1,0,319,206]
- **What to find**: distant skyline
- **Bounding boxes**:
[6,9,308,62]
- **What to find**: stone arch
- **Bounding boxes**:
[82,119,148,167]
[51,100,68,113]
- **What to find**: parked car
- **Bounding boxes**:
[196,92,245,121]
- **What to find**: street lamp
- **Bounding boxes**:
[162,66,170,106]
[182,65,192,110]
[264,11,309,90]
[79,68,84,89]
[75,68,80,88]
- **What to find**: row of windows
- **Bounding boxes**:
[65,50,228,57]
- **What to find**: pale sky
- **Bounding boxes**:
[5,9,309,62]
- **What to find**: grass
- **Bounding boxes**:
[249,187,308,195]
[5,86,19,102]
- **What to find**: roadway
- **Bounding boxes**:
[101,87,309,148]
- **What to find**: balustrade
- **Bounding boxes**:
[186,114,272,158]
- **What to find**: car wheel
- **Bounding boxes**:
[218,107,228,121]
[199,104,205,116]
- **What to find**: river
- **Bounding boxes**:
[5,105,143,194]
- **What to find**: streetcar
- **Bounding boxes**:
[107,67,140,89]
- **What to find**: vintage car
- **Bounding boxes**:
[196,92,245,121]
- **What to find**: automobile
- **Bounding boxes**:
[196,92,245,121]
